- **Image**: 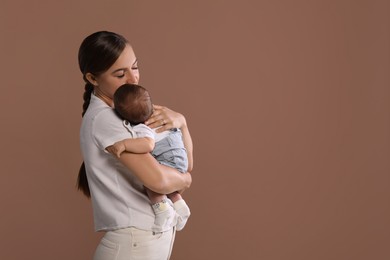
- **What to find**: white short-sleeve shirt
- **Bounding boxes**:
[80,94,164,232]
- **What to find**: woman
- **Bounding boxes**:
[77,31,192,260]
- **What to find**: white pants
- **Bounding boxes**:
[93,227,176,260]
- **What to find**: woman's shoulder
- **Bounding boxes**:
[89,108,132,147]
[84,99,122,129]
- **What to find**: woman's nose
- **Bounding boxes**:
[126,71,139,84]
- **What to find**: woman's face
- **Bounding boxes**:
[92,44,140,106]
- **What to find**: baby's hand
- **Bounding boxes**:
[107,141,126,158]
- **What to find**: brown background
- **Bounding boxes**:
[1,0,389,259]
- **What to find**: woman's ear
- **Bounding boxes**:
[85,73,98,86]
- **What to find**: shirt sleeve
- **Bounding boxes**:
[132,124,155,140]
[92,108,134,150]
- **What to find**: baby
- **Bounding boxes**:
[107,83,191,232]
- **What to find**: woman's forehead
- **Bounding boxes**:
[111,45,137,69]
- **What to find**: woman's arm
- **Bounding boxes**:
[117,152,192,194]
[145,105,194,171]
[140,105,193,192]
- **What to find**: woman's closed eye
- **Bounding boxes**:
[114,70,126,78]
[131,64,138,70]
[132,60,139,70]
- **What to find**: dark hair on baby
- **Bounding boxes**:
[114,84,153,125]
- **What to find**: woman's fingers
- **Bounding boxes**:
[153,104,164,110]
[154,122,172,133]
[145,116,166,129]
[146,105,167,127]
[145,104,185,130]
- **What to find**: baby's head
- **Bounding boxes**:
[114,84,153,125]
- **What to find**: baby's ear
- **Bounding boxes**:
[85,73,98,86]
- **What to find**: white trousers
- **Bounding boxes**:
[93,227,176,260]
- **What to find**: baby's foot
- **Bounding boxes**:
[152,199,177,232]
[173,199,191,231]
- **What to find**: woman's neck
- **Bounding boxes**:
[94,89,114,107]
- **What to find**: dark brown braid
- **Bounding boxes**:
[82,82,94,117]
[77,82,94,198]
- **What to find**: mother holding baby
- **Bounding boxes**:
[77,31,192,260]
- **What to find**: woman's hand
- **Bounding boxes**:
[145,105,194,173]
[145,105,187,133]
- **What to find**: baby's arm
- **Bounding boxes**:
[107,137,155,158]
